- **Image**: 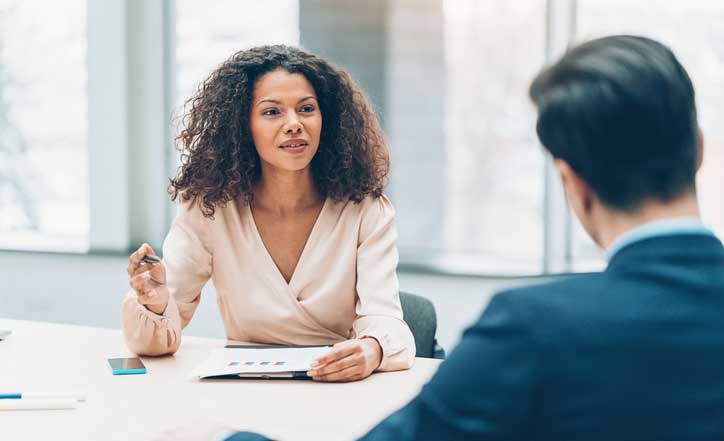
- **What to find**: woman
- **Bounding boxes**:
[122,45,415,382]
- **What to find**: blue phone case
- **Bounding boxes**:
[108,358,147,375]
[111,367,147,375]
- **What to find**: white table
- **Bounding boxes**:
[0,319,440,441]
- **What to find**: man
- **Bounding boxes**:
[164,35,724,441]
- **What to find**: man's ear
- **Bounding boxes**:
[696,127,704,172]
[554,159,593,215]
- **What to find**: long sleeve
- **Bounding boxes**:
[121,198,213,356]
[352,195,416,371]
[358,292,538,441]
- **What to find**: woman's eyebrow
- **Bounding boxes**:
[255,96,316,107]
[255,98,282,107]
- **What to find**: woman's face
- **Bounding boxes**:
[249,69,322,175]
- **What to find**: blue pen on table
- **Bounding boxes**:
[0,392,86,401]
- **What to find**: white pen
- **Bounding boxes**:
[0,392,86,402]
[0,398,78,411]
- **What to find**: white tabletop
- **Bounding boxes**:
[0,319,441,441]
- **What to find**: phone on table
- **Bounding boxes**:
[108,357,146,375]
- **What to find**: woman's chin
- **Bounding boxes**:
[262,159,315,175]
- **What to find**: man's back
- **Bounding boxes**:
[523,233,724,439]
[361,233,724,440]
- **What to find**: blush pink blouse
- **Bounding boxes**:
[121,195,415,371]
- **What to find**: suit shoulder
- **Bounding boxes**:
[472,273,610,334]
[497,272,608,302]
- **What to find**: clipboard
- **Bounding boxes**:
[192,344,332,380]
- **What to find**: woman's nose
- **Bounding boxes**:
[284,114,302,134]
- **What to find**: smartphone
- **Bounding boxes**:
[108,357,146,375]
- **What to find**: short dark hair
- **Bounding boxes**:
[529,35,699,211]
[169,45,389,218]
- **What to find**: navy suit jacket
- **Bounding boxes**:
[230,233,724,441]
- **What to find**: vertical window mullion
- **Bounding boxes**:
[542,0,577,273]
[87,0,129,253]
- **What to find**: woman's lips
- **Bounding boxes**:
[279,138,309,153]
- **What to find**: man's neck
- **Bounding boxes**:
[597,193,701,249]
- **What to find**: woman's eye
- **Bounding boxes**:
[262,108,280,116]
[299,105,316,113]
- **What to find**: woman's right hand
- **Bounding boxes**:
[127,243,169,315]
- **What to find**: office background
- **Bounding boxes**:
[1,0,723,352]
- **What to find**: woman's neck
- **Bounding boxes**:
[253,167,322,215]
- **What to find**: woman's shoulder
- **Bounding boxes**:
[330,193,395,219]
[330,194,395,230]
[171,195,247,252]
[174,193,243,230]
[360,193,395,217]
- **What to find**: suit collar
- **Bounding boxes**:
[606,233,724,272]
[606,217,712,259]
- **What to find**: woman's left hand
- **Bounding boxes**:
[308,337,382,382]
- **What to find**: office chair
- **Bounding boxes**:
[399,292,445,359]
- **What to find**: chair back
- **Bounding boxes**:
[399,292,445,359]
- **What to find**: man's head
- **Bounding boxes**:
[530,35,702,245]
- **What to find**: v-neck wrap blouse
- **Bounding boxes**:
[121,194,415,371]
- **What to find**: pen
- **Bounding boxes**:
[0,392,86,401]
[0,398,78,411]
[141,254,161,264]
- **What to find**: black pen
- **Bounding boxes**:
[141,254,161,264]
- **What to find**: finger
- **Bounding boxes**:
[127,244,150,275]
[127,252,139,277]
[311,340,359,368]
[132,263,166,285]
[137,289,161,306]
[130,272,158,296]
[129,272,148,295]
[132,264,153,277]
[312,364,363,383]
[148,261,166,284]
[308,352,360,378]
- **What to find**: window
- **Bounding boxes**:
[571,0,724,268]
[443,1,546,272]
[175,0,299,111]
[0,0,87,251]
[388,0,546,274]
[5,1,720,276]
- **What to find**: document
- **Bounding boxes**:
[192,346,331,379]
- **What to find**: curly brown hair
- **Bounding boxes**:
[169,45,390,218]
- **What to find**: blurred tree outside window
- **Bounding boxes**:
[0,0,87,251]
